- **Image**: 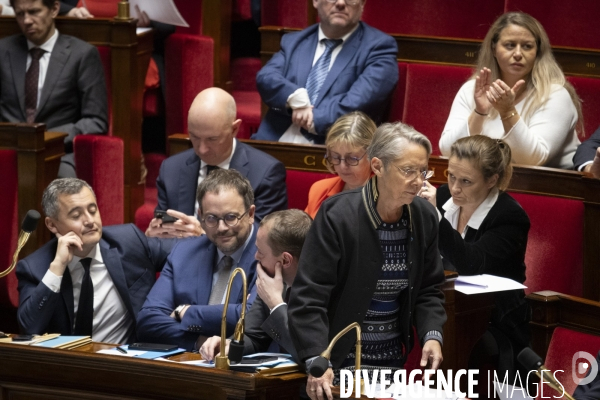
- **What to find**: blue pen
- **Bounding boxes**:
[116,346,128,354]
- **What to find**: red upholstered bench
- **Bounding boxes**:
[285,170,336,211]
[567,76,600,140]
[232,57,263,140]
[0,150,19,333]
[400,64,472,155]
[509,193,583,296]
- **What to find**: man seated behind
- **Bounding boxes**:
[17,178,174,344]
[0,0,108,178]
[200,209,313,362]
[137,169,260,351]
[252,0,398,144]
[573,124,600,179]
[145,87,287,239]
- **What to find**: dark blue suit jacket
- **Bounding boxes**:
[253,22,398,144]
[155,140,287,220]
[573,125,600,170]
[16,224,173,343]
[136,223,259,351]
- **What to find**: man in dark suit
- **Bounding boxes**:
[0,0,108,177]
[573,125,600,178]
[200,209,312,362]
[137,169,260,351]
[252,0,398,144]
[146,87,287,239]
[16,178,173,344]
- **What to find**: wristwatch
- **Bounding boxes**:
[174,304,188,322]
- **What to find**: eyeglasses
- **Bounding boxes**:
[393,165,434,181]
[201,209,249,228]
[325,0,361,5]
[325,152,366,166]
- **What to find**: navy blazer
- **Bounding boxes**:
[155,140,287,220]
[253,21,398,143]
[136,223,260,351]
[16,224,173,343]
[573,125,600,170]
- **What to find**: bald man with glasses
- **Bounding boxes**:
[137,169,260,351]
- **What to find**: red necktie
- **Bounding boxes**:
[25,47,45,123]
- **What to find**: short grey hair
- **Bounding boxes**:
[42,178,95,218]
[367,122,432,166]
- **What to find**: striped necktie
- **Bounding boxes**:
[306,39,343,105]
[25,47,46,123]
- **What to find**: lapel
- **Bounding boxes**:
[60,268,75,332]
[229,224,258,300]
[180,151,201,215]
[36,34,71,119]
[229,140,250,178]
[9,36,29,119]
[314,23,363,107]
[100,239,136,319]
[298,30,319,88]
[197,242,217,305]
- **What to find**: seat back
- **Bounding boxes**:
[566,76,600,141]
[505,0,600,50]
[402,64,472,155]
[361,0,503,39]
[261,0,314,28]
[540,327,600,398]
[285,170,336,210]
[0,150,19,311]
[173,0,203,35]
[509,193,583,296]
[77,0,118,17]
[74,136,124,226]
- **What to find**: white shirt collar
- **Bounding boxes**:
[27,28,59,53]
[317,23,359,43]
[442,187,499,235]
[200,138,237,171]
[68,242,103,271]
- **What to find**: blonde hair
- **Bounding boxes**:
[474,12,584,135]
[324,111,376,174]
[450,136,513,191]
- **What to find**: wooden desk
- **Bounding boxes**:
[0,342,306,400]
[0,123,66,257]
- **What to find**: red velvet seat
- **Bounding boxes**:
[232,57,262,139]
[261,0,313,28]
[134,153,166,231]
[566,76,600,140]
[0,150,19,333]
[74,135,124,226]
[387,62,408,124]
[361,0,504,39]
[505,0,600,50]
[510,193,583,296]
[285,170,336,211]
[401,64,472,155]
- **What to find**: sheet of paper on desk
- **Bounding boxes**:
[97,349,147,357]
[130,0,189,27]
[97,345,185,359]
[454,274,527,295]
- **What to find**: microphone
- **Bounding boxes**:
[309,322,362,382]
[0,210,41,278]
[517,348,575,400]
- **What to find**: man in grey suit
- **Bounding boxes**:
[200,209,312,362]
[145,87,287,239]
[0,0,108,177]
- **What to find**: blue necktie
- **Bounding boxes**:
[306,39,343,105]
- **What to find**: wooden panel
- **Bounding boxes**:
[202,0,232,91]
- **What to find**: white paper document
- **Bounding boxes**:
[130,0,189,27]
[454,274,527,295]
[97,348,147,357]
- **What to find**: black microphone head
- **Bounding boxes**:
[309,356,330,378]
[228,340,245,364]
[22,210,41,233]
[518,347,543,370]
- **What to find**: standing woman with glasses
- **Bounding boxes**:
[305,112,376,218]
[421,135,530,383]
[289,122,446,400]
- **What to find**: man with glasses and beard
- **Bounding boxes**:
[137,169,259,351]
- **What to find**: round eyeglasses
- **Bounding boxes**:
[393,165,434,181]
[201,209,249,228]
[325,152,367,166]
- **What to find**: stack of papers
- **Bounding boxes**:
[97,345,185,359]
[454,274,527,295]
[32,336,91,349]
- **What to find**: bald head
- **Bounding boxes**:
[187,88,242,166]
